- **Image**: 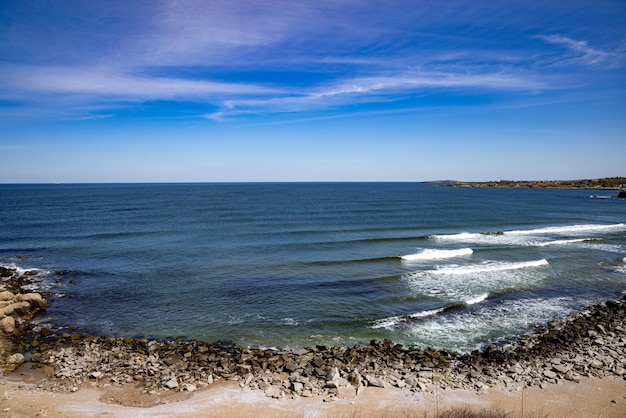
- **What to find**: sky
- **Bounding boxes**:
[0,0,625,183]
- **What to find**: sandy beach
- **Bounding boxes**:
[2,370,625,418]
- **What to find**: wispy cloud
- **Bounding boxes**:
[205,70,550,120]
[538,35,619,67]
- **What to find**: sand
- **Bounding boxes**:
[1,367,624,418]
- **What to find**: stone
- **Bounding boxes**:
[553,364,571,374]
[7,353,25,365]
[405,376,418,388]
[564,371,582,383]
[284,363,299,372]
[327,367,340,381]
[265,386,283,398]
[183,384,197,392]
[0,301,30,316]
[18,293,46,306]
[543,370,557,379]
[89,371,103,379]
[0,291,15,301]
[349,369,362,387]
[590,359,603,369]
[0,316,16,334]
[165,378,179,389]
[365,375,385,388]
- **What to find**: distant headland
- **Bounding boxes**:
[431,177,626,191]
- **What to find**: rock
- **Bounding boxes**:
[165,378,179,389]
[326,380,340,389]
[365,375,385,388]
[349,369,362,387]
[0,291,15,301]
[565,371,582,383]
[405,376,418,388]
[89,371,103,379]
[183,384,197,392]
[18,293,46,306]
[0,316,16,334]
[7,353,25,365]
[543,370,557,379]
[0,301,30,316]
[327,367,340,381]
[590,359,603,369]
[553,364,571,374]
[284,362,299,373]
[265,386,283,398]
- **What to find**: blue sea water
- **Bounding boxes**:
[1,183,625,352]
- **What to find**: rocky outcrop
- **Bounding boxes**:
[2,265,626,401]
[0,267,49,372]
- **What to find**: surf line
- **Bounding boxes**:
[400,248,473,261]
[371,293,489,329]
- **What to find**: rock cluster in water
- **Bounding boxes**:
[1,266,625,400]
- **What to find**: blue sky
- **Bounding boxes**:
[1,0,624,182]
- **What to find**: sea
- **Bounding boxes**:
[1,183,625,353]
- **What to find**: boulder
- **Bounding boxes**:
[18,293,46,306]
[0,316,16,334]
[0,291,15,301]
[7,353,25,366]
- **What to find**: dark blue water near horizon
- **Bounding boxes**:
[1,182,625,352]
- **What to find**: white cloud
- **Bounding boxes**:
[539,35,616,67]
[0,64,279,101]
[204,71,550,119]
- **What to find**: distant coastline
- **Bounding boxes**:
[431,176,626,190]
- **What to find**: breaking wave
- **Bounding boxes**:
[400,248,473,261]
[426,259,548,275]
[372,293,490,329]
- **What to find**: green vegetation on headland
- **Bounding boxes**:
[431,177,626,190]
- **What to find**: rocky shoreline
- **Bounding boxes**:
[1,266,625,402]
[432,177,626,190]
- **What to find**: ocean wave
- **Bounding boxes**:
[427,259,548,275]
[402,296,577,352]
[431,223,625,242]
[400,248,473,261]
[0,262,52,277]
[466,293,489,305]
[534,238,588,246]
[372,294,489,329]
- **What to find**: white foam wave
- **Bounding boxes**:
[429,259,548,275]
[401,248,473,261]
[465,293,489,305]
[372,307,446,329]
[508,223,625,235]
[534,238,587,246]
[403,297,576,352]
[431,223,625,243]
